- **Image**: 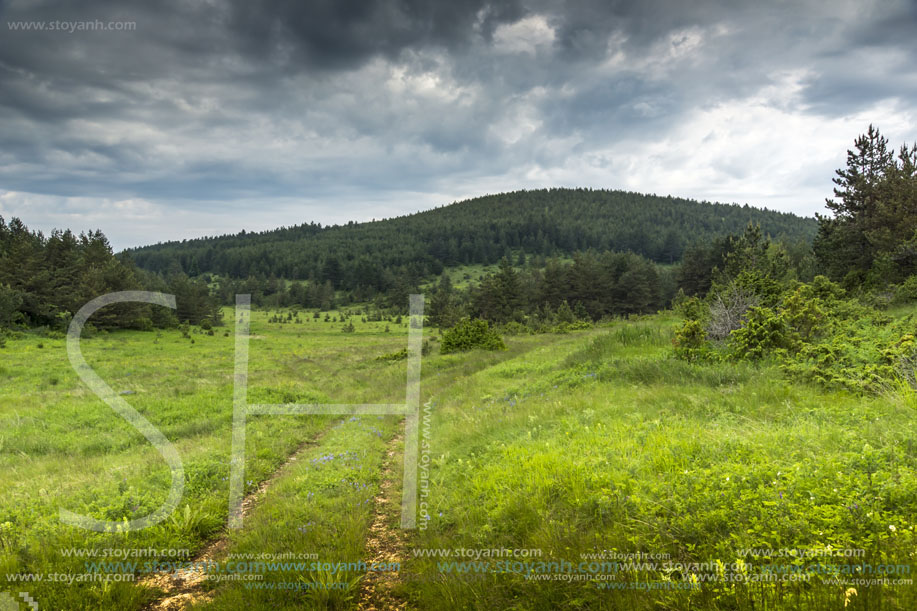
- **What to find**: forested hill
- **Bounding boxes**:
[125,188,817,284]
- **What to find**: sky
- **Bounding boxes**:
[1,0,916,250]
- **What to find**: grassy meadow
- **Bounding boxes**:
[1,307,916,609]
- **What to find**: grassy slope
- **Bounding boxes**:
[0,311,412,609]
[2,311,916,610]
[401,317,917,610]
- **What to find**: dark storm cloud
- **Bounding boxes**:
[849,0,917,51]
[0,0,915,247]
[226,0,526,70]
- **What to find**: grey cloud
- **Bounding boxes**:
[0,0,915,246]
[225,0,526,70]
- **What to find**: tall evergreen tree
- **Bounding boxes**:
[427,274,461,328]
[814,125,917,283]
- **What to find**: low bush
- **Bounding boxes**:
[893,275,917,304]
[675,274,917,393]
[376,348,407,361]
[441,317,506,354]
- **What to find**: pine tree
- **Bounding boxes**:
[814,125,898,282]
[427,274,460,328]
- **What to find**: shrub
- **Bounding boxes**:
[706,280,759,342]
[809,274,846,301]
[727,306,792,361]
[894,275,917,304]
[502,321,531,336]
[780,284,826,342]
[551,320,591,334]
[441,318,506,354]
[376,348,407,361]
[555,300,575,324]
[674,294,708,322]
[673,319,710,362]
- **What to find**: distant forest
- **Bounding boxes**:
[6,124,912,335]
[1,189,825,331]
[0,219,219,330]
[125,189,817,291]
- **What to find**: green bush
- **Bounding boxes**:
[555,300,575,324]
[727,306,792,361]
[551,320,591,334]
[674,294,708,322]
[894,275,917,303]
[376,348,407,361]
[441,317,506,354]
[673,319,710,362]
[501,321,531,336]
[673,272,917,393]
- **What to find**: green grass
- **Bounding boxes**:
[420,257,577,291]
[401,318,917,610]
[420,264,500,291]
[1,308,916,609]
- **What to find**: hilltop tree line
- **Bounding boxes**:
[0,216,814,335]
[0,217,221,331]
[125,188,817,298]
[19,145,908,336]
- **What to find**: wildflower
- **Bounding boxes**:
[889,525,897,532]
[844,587,857,607]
